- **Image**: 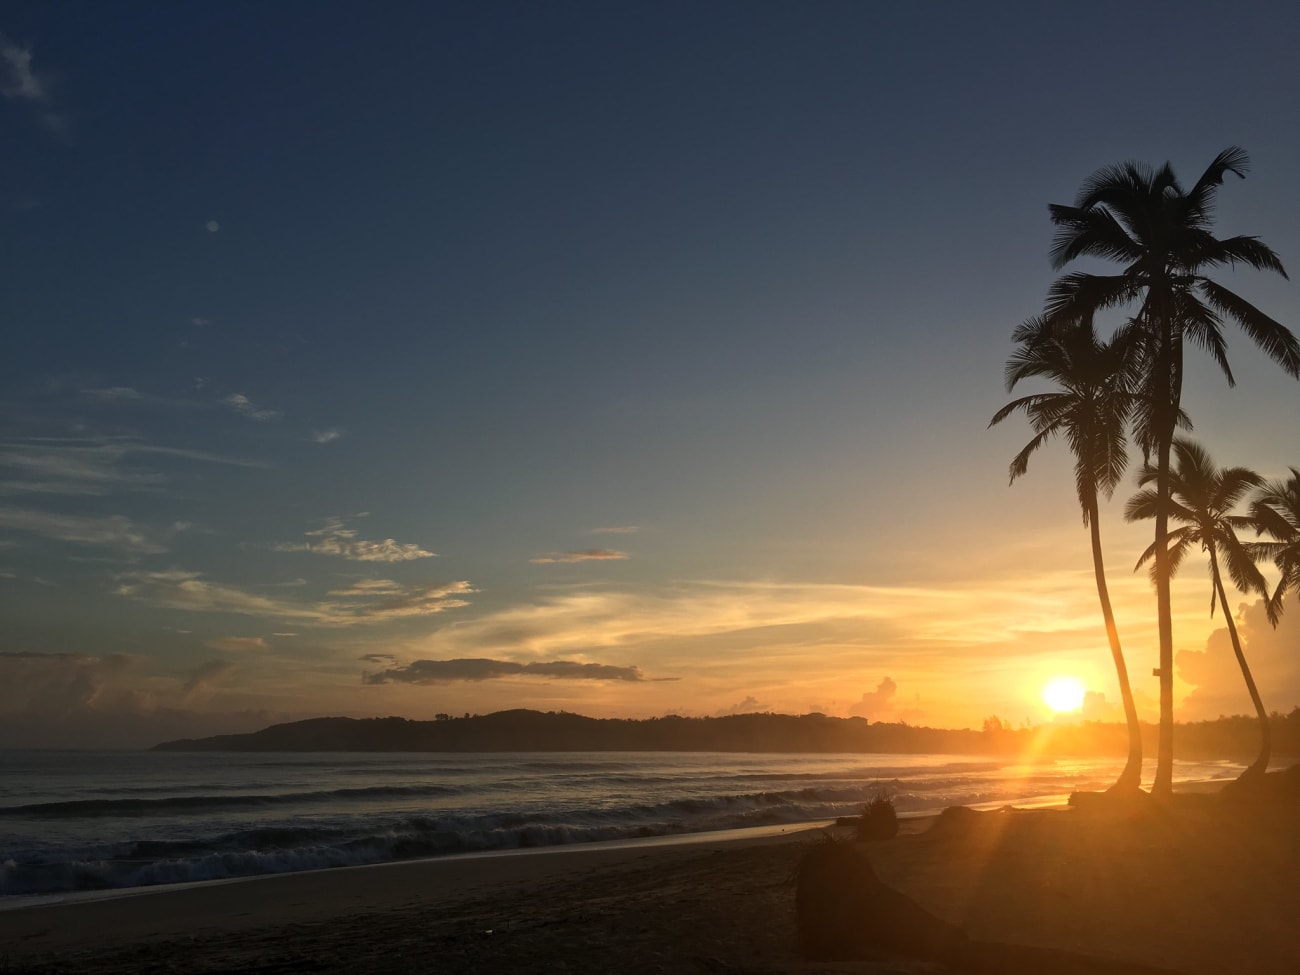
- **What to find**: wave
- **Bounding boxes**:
[0,783,461,819]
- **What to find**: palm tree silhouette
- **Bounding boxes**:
[1126,438,1271,782]
[1044,147,1299,795]
[1251,468,1300,625]
[990,315,1144,791]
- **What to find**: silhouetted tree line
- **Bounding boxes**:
[152,707,1300,759]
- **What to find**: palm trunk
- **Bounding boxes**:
[1208,549,1271,781]
[1087,491,1142,791]
[1152,430,1175,796]
[1152,301,1179,799]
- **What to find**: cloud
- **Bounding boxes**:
[114,570,473,626]
[591,526,639,534]
[0,36,44,101]
[1176,599,1300,720]
[310,428,344,444]
[362,657,650,685]
[0,651,136,718]
[0,441,164,495]
[0,437,265,498]
[0,507,165,553]
[530,549,630,564]
[205,636,269,652]
[82,387,143,401]
[274,517,435,562]
[223,393,279,421]
[0,35,69,140]
[849,677,897,718]
[329,578,405,596]
[182,659,236,699]
[359,652,398,665]
[715,695,771,716]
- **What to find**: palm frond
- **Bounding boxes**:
[1197,279,1300,378]
[1183,147,1250,223]
[1186,235,1288,278]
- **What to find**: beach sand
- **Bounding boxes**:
[2,794,1296,974]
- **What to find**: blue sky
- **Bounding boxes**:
[3,1,1299,746]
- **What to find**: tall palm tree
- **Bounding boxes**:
[1126,438,1271,781]
[990,315,1144,791]
[1044,147,1299,795]
[1250,468,1300,624]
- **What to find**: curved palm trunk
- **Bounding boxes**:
[1153,431,1175,796]
[1086,493,1142,790]
[1208,548,1271,781]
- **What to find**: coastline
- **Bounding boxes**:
[5,780,1296,973]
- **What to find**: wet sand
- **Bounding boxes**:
[2,794,1296,974]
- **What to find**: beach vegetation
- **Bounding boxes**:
[856,787,899,840]
[1128,438,1272,781]
[991,314,1146,790]
[1251,467,1300,624]
[1028,148,1298,794]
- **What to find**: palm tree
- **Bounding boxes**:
[990,315,1144,790]
[1250,468,1300,624]
[1126,438,1271,782]
[1044,147,1299,795]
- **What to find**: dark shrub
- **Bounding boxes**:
[856,788,898,841]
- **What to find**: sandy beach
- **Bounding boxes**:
[2,792,1297,974]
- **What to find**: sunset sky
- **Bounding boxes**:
[3,2,1298,747]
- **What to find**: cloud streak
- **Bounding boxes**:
[275,517,435,562]
[115,570,473,625]
[205,636,269,652]
[0,507,165,553]
[223,393,280,422]
[362,657,651,684]
[530,549,629,564]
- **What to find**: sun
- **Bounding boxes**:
[1042,676,1086,713]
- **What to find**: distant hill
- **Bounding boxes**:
[152,707,1300,757]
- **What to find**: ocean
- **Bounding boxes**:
[0,750,1242,899]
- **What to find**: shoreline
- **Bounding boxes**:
[0,778,1233,914]
[2,782,1296,974]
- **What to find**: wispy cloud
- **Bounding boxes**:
[205,636,269,652]
[223,393,280,422]
[309,428,344,444]
[0,36,44,100]
[82,387,143,402]
[0,651,137,718]
[0,34,69,140]
[181,659,236,699]
[362,658,653,685]
[0,507,165,553]
[530,548,629,565]
[0,438,266,498]
[0,442,163,495]
[274,517,435,562]
[115,570,473,625]
[591,526,639,534]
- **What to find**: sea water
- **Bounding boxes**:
[0,750,1241,897]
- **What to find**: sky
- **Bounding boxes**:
[2,1,1299,748]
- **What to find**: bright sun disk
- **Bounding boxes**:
[1042,676,1086,713]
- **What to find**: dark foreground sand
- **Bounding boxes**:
[2,793,1297,974]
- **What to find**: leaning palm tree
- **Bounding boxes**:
[1126,438,1271,782]
[1045,147,1299,795]
[1250,468,1300,624]
[990,315,1144,791]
